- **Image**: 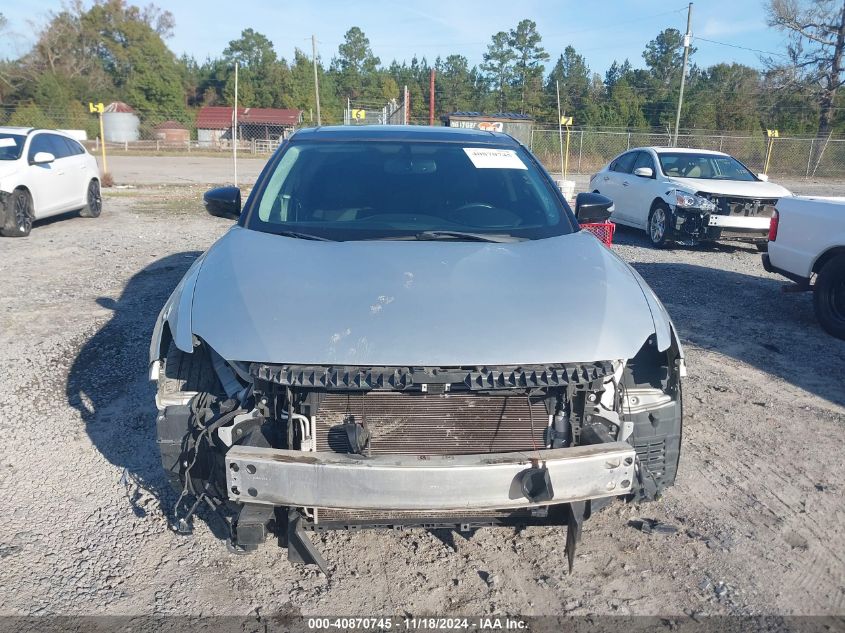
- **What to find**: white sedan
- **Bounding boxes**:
[589,147,791,247]
[0,126,102,237]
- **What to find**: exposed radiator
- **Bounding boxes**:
[711,196,777,218]
[314,392,549,455]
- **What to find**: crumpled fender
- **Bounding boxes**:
[148,252,208,367]
[626,265,685,363]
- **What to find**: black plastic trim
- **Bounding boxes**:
[250,362,614,392]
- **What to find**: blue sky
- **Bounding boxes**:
[1,0,788,75]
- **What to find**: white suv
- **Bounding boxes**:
[0,127,102,237]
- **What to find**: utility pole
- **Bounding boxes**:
[672,2,693,147]
[429,69,435,126]
[556,80,564,177]
[312,34,321,126]
[233,62,238,187]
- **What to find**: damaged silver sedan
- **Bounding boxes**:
[149,125,685,571]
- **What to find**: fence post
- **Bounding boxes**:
[577,130,583,175]
[156,140,160,152]
[627,132,631,150]
[806,139,814,178]
[124,140,128,152]
[719,136,724,152]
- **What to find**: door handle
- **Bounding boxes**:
[603,176,609,181]
[622,181,629,187]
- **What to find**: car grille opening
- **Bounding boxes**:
[314,392,549,456]
[634,437,666,482]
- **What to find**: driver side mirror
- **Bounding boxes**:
[633,166,653,178]
[757,173,769,182]
[575,192,614,223]
[204,186,241,220]
[31,151,55,165]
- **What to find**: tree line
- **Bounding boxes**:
[0,0,841,138]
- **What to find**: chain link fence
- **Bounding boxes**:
[343,98,406,126]
[2,103,844,178]
[0,104,302,155]
[529,127,842,179]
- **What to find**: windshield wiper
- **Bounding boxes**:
[414,230,520,243]
[274,230,333,241]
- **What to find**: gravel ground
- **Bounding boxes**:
[0,184,844,620]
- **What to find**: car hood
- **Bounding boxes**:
[668,177,791,198]
[186,226,666,366]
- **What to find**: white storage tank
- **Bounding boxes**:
[102,102,140,142]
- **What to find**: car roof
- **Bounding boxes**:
[0,127,81,141]
[648,146,728,156]
[291,125,520,146]
[0,126,34,135]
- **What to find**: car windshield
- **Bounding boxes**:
[0,134,26,161]
[657,152,757,181]
[245,140,572,241]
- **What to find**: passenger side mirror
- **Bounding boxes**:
[31,151,55,165]
[633,166,653,178]
[575,192,614,223]
[757,173,769,182]
[204,186,241,220]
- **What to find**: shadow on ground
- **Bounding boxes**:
[611,223,760,254]
[65,252,201,514]
[633,260,845,407]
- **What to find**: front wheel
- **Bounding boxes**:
[813,254,845,340]
[647,202,671,248]
[0,189,34,237]
[80,179,102,218]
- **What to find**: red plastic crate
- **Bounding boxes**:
[580,221,616,246]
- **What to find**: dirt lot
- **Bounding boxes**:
[0,180,844,620]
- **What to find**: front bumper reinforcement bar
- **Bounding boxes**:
[225,443,635,510]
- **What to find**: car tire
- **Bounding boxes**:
[647,202,671,248]
[79,179,102,218]
[813,254,845,340]
[157,341,221,408]
[1,188,34,237]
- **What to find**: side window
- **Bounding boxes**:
[633,151,655,174]
[28,134,54,162]
[46,134,72,159]
[610,152,637,174]
[27,134,72,161]
[59,137,85,156]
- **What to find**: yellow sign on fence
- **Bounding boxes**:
[351,109,366,121]
[560,116,573,126]
[764,129,779,174]
[88,101,107,174]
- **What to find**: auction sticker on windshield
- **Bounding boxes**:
[463,147,527,170]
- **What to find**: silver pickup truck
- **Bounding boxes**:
[763,196,845,339]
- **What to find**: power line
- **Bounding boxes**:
[692,36,791,59]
